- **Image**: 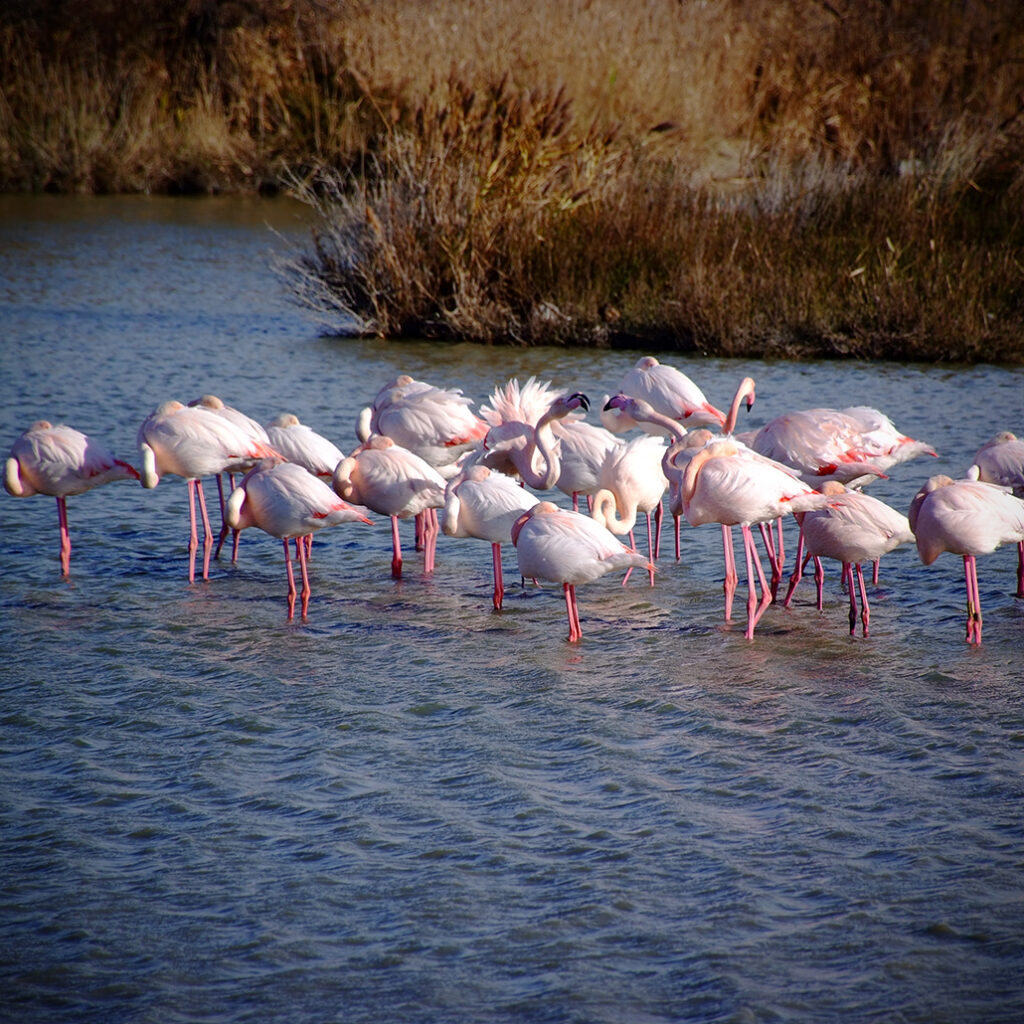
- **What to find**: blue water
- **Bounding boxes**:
[2,195,1023,1023]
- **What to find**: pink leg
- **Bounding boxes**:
[414,510,424,552]
[563,582,582,642]
[843,563,857,635]
[758,521,782,602]
[653,502,663,562]
[854,562,870,636]
[426,508,440,573]
[964,554,983,644]
[55,496,71,576]
[746,524,773,631]
[872,558,880,585]
[572,492,580,512]
[491,542,505,610]
[195,479,214,581]
[186,480,199,583]
[813,556,825,611]
[722,524,737,621]
[783,525,806,608]
[390,516,403,579]
[775,517,785,595]
[214,474,230,559]
[296,536,311,618]
[646,510,656,586]
[283,538,297,619]
[674,514,681,562]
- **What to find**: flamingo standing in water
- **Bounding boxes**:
[5,420,139,575]
[357,374,488,479]
[590,434,668,584]
[607,355,727,433]
[550,416,622,513]
[511,501,652,642]
[138,400,280,582]
[970,430,1024,598]
[226,460,372,618]
[909,474,1024,644]
[332,435,446,579]
[680,440,828,639]
[442,461,539,609]
[785,482,914,636]
[265,413,345,478]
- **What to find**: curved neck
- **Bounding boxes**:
[591,488,636,535]
[722,378,755,435]
[519,414,560,490]
[140,443,160,489]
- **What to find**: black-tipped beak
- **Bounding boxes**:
[574,393,591,412]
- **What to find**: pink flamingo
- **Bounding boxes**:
[785,482,914,636]
[5,420,139,576]
[750,406,933,487]
[188,394,273,561]
[970,431,1024,597]
[511,501,652,642]
[681,440,828,639]
[226,460,372,619]
[590,435,668,583]
[909,474,1024,644]
[333,435,446,579]
[442,461,539,609]
[138,400,280,582]
[479,377,591,490]
[357,374,488,478]
[609,355,727,433]
[265,413,345,478]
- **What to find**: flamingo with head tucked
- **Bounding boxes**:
[265,413,346,478]
[138,400,280,582]
[681,440,828,639]
[606,356,727,434]
[227,460,372,618]
[970,430,1024,598]
[909,473,1024,644]
[442,461,539,609]
[511,501,652,642]
[785,481,914,636]
[333,435,446,579]
[5,420,139,576]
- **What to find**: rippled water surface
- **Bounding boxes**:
[2,195,1023,1023]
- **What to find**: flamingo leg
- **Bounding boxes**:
[414,511,424,552]
[491,542,504,610]
[563,582,582,642]
[647,510,656,586]
[653,502,663,562]
[1016,540,1024,599]
[186,479,199,583]
[213,474,229,559]
[872,558,880,585]
[814,556,825,611]
[855,562,870,636]
[674,513,681,562]
[390,516,403,579]
[195,479,213,581]
[843,563,857,635]
[296,536,311,618]
[740,524,771,639]
[426,507,440,573]
[783,525,806,608]
[722,524,737,621]
[758,521,782,602]
[964,554,983,644]
[283,538,297,619]
[55,496,71,576]
[572,492,580,512]
[774,517,785,595]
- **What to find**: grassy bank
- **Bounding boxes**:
[4,1,1024,361]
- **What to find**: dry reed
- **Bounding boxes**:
[4,0,1024,360]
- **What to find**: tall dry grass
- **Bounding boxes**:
[4,0,1024,359]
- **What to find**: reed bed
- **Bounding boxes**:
[4,0,1024,360]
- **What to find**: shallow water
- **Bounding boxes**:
[2,195,1023,1023]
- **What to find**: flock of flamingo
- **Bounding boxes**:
[5,356,1024,645]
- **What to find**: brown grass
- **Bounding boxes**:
[4,0,1024,360]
